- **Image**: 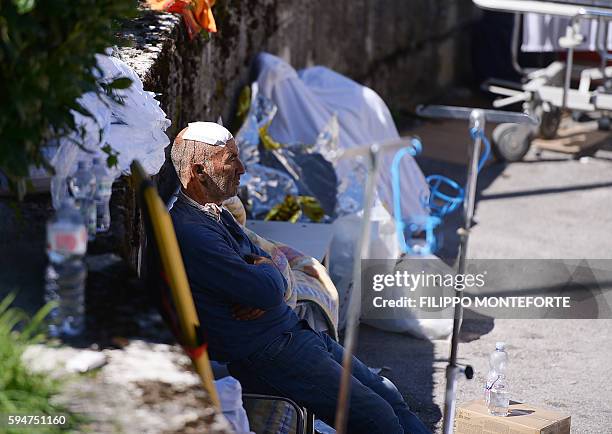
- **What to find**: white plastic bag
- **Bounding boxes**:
[362,254,455,340]
[328,200,401,331]
[50,52,171,208]
[329,203,453,339]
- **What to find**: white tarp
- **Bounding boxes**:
[254,52,430,221]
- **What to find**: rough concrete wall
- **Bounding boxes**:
[115,0,477,229]
[265,0,476,110]
[120,0,477,140]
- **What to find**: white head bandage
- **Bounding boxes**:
[182,121,233,146]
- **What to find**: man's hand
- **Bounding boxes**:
[244,254,275,267]
[232,304,266,321]
[236,254,277,321]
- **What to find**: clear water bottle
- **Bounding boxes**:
[45,198,88,337]
[484,342,510,416]
[69,160,97,239]
[92,157,113,233]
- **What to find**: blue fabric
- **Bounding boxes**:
[170,200,299,362]
[228,321,431,434]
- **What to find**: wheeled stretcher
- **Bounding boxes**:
[473,0,612,161]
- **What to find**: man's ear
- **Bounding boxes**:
[191,162,205,178]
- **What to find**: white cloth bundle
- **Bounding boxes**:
[50,51,171,208]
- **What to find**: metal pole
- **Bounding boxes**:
[511,13,526,76]
[131,161,221,409]
[442,110,485,434]
[333,137,421,433]
[600,17,611,92]
[417,104,534,433]
[334,146,380,434]
[563,45,574,111]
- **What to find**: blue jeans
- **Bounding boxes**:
[228,321,430,434]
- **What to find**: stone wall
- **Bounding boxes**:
[120,0,477,140]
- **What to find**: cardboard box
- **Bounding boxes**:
[454,400,571,434]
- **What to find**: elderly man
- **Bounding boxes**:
[169,121,430,434]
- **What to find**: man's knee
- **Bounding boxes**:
[379,376,409,407]
[349,396,404,434]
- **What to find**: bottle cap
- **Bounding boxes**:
[495,342,506,351]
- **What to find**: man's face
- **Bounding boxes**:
[197,138,245,201]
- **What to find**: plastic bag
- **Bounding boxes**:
[328,200,401,331]
[50,52,171,208]
[95,53,170,174]
[361,254,455,340]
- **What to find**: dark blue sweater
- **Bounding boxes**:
[170,200,299,362]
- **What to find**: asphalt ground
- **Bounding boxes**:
[355,124,612,433]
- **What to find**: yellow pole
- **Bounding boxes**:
[132,161,220,408]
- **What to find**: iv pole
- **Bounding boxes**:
[417,105,538,434]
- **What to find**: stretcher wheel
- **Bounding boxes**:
[539,107,561,139]
[492,123,532,162]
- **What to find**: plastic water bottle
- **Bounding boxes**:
[92,157,113,232]
[484,342,510,416]
[69,160,97,239]
[45,198,88,337]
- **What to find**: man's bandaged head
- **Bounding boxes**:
[171,122,234,189]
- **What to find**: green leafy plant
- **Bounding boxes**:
[0,0,137,193]
[0,293,82,433]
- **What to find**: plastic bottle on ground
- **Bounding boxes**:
[92,157,113,233]
[45,198,88,337]
[484,341,510,416]
[69,160,97,239]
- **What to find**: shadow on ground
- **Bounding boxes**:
[355,324,442,430]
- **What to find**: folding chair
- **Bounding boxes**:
[131,160,314,434]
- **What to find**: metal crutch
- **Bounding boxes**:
[416,105,538,434]
[333,136,423,434]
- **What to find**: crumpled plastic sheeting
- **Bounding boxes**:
[50,52,171,208]
[234,82,300,219]
[313,114,340,164]
[236,84,341,219]
[235,83,277,166]
[240,163,298,220]
[312,114,369,216]
[254,52,430,221]
[260,143,338,217]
